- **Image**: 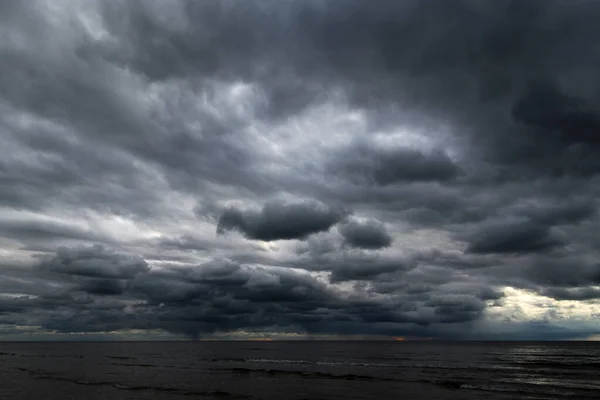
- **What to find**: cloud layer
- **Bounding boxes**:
[1,0,599,340]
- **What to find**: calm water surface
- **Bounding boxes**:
[0,341,598,399]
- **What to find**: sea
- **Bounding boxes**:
[0,341,598,399]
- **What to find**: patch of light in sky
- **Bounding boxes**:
[489,286,600,323]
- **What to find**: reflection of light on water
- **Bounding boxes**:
[504,376,600,391]
[490,343,600,394]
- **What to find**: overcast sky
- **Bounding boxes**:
[1,0,600,340]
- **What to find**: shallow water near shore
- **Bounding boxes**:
[1,341,598,399]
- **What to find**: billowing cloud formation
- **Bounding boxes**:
[465,219,567,255]
[0,246,503,339]
[512,81,600,146]
[338,219,392,250]
[332,144,461,185]
[1,0,600,340]
[43,245,149,279]
[217,201,348,241]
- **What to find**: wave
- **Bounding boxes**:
[239,357,600,376]
[111,362,159,368]
[110,356,469,372]
[208,357,248,363]
[3,353,83,359]
[16,367,249,399]
[364,356,412,362]
[246,358,397,368]
[105,355,136,360]
[219,358,488,370]
[500,377,600,392]
[437,380,600,398]
[511,361,600,370]
[100,356,531,374]
[460,383,535,394]
[498,353,600,360]
[437,381,526,393]
[235,358,529,372]
[221,367,393,382]
[194,357,528,375]
[458,383,590,398]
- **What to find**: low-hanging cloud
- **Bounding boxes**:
[1,0,600,340]
[338,219,393,250]
[217,200,348,241]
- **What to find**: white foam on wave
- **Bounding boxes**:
[245,358,396,368]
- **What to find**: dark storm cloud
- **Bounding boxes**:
[155,235,211,252]
[78,278,129,296]
[295,235,339,257]
[541,287,600,301]
[217,200,348,241]
[465,219,567,255]
[288,243,417,282]
[131,260,494,337]
[1,0,600,340]
[41,245,149,280]
[0,246,497,339]
[503,81,600,177]
[462,198,596,256]
[514,199,596,226]
[3,0,600,212]
[338,219,392,250]
[328,258,411,284]
[478,287,504,302]
[512,80,600,146]
[0,218,108,244]
[525,257,600,288]
[332,144,461,186]
[425,295,486,324]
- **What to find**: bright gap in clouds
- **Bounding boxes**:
[487,287,600,337]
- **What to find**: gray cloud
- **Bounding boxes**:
[217,200,348,242]
[0,218,106,243]
[329,258,412,284]
[512,80,600,147]
[338,219,392,250]
[0,246,499,339]
[332,144,461,186]
[541,287,600,301]
[78,278,129,296]
[515,199,596,226]
[524,256,600,288]
[465,219,568,255]
[41,245,149,280]
[1,0,599,340]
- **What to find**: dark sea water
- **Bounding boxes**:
[0,341,598,399]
